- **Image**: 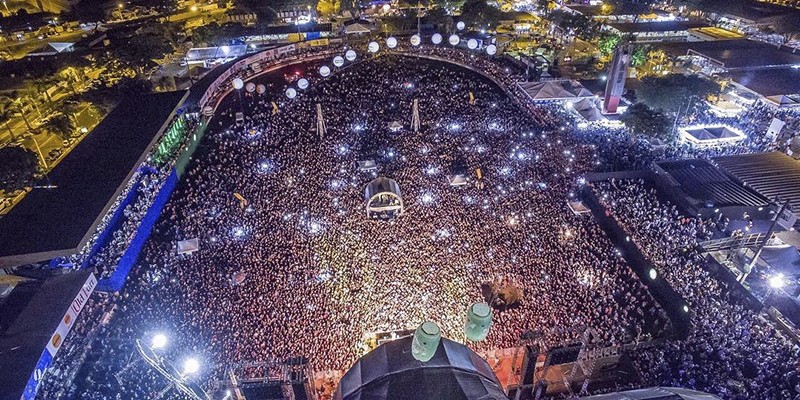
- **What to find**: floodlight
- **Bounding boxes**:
[183,357,200,375]
[151,333,168,349]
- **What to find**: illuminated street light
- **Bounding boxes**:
[769,273,786,289]
[183,358,200,375]
[151,333,168,349]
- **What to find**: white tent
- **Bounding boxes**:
[518,80,594,102]
[572,98,605,122]
[345,23,371,34]
[766,94,800,108]
[388,121,403,131]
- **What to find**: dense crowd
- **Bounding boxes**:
[594,179,800,399]
[39,53,671,398]
[34,44,800,400]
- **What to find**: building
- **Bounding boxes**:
[606,21,711,43]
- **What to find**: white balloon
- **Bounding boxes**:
[467,38,478,49]
[245,82,256,92]
[386,36,398,48]
[345,49,357,61]
[285,88,297,99]
[486,44,497,55]
[256,84,266,94]
[368,41,380,53]
[449,34,460,46]
[297,78,309,90]
[456,21,465,30]
[410,34,421,46]
[432,33,442,44]
[333,56,344,67]
[232,78,244,90]
[319,65,331,77]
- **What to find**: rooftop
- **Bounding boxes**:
[656,159,768,208]
[713,152,800,212]
[0,91,187,267]
[607,21,710,33]
[0,270,94,400]
[657,39,800,70]
[725,67,800,97]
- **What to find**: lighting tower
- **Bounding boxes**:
[411,99,421,133]
[316,103,327,139]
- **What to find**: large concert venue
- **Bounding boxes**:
[1,32,798,400]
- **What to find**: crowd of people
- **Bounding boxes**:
[34,43,800,400]
[594,179,800,398]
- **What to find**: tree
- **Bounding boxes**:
[316,0,339,17]
[597,32,621,56]
[637,74,720,114]
[606,0,656,22]
[41,113,75,140]
[630,44,649,67]
[0,146,39,192]
[0,97,17,140]
[459,0,501,29]
[30,77,56,103]
[620,103,672,141]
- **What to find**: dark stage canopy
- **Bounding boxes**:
[0,91,187,267]
[0,270,94,400]
[713,152,800,213]
[334,336,508,400]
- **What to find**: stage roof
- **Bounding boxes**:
[656,159,768,208]
[0,270,94,400]
[580,386,721,399]
[657,39,800,70]
[608,21,709,33]
[0,91,187,267]
[334,336,507,400]
[518,80,594,102]
[713,152,800,213]
[725,67,800,97]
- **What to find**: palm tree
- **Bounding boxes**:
[30,77,57,103]
[41,114,75,141]
[8,95,33,133]
[0,97,17,140]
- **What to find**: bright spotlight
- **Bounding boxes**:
[769,273,786,289]
[649,268,657,280]
[151,333,168,349]
[183,358,200,375]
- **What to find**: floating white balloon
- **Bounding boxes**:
[456,21,465,31]
[246,82,256,92]
[410,34,421,46]
[486,44,497,55]
[368,41,380,53]
[232,78,244,90]
[386,36,398,48]
[285,88,297,99]
[333,56,344,67]
[467,39,478,49]
[432,33,442,44]
[256,84,266,94]
[319,65,331,77]
[449,34,460,46]
[297,78,309,90]
[345,49,357,61]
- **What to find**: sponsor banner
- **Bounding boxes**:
[46,273,97,356]
[21,350,53,400]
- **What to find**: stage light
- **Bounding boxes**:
[183,358,200,375]
[151,333,168,349]
[769,273,786,289]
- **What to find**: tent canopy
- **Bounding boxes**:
[572,98,605,122]
[345,23,371,34]
[518,80,594,102]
